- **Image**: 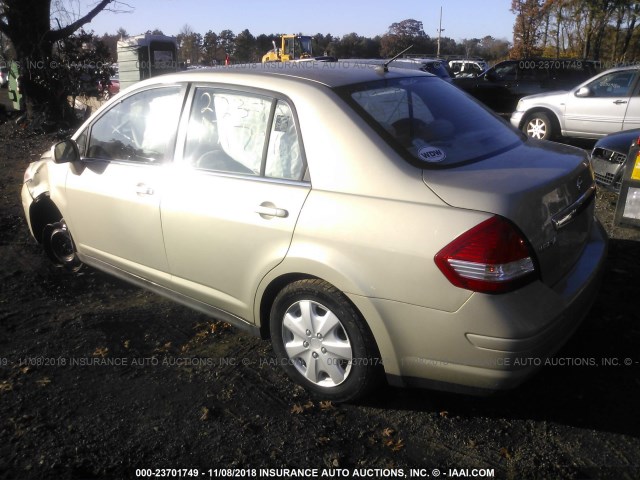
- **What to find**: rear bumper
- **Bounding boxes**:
[351,218,608,394]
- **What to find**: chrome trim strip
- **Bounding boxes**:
[551,183,596,230]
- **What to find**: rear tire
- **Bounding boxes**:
[269,279,382,402]
[522,112,555,140]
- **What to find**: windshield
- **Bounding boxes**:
[338,76,522,167]
[420,61,451,80]
[298,37,313,56]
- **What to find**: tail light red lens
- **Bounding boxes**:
[434,216,537,294]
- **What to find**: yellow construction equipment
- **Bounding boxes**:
[262,34,313,62]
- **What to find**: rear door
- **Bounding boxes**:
[563,69,639,136]
[161,86,310,320]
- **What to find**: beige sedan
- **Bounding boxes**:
[22,63,607,402]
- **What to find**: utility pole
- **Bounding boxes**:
[437,6,444,58]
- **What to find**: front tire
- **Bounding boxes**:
[42,221,82,272]
[269,279,382,402]
[522,112,555,140]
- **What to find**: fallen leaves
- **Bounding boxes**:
[290,400,315,414]
[154,342,172,354]
[500,447,512,459]
[35,377,51,387]
[386,438,405,452]
[199,406,210,421]
[181,322,232,353]
[381,427,405,452]
[319,400,335,410]
[92,347,109,358]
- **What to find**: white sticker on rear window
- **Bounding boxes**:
[418,146,446,163]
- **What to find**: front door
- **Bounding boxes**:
[563,69,639,136]
[64,85,185,282]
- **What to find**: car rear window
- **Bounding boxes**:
[338,76,522,167]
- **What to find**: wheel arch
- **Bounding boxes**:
[257,272,317,339]
[29,194,63,243]
[256,271,399,376]
[521,107,562,133]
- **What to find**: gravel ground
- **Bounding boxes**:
[0,119,639,480]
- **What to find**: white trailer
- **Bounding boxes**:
[117,34,179,90]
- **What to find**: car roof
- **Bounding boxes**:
[602,64,640,73]
[394,58,443,64]
[153,62,431,89]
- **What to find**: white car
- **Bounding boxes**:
[448,59,488,78]
[511,65,640,140]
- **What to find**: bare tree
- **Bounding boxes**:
[0,0,130,120]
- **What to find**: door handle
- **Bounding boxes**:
[613,100,628,105]
[135,183,154,196]
[256,203,288,218]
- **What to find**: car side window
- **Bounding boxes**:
[87,86,182,163]
[184,87,305,180]
[76,129,88,156]
[265,100,303,180]
[493,63,517,80]
[184,88,269,175]
[588,71,637,97]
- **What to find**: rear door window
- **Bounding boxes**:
[183,87,305,181]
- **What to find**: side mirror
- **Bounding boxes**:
[485,70,497,82]
[53,139,80,164]
[575,86,591,98]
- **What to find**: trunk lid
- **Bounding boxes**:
[423,140,596,287]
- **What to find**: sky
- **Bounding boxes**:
[79,0,516,42]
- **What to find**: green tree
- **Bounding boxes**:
[380,19,431,57]
[235,29,256,62]
[202,30,220,65]
[478,36,511,60]
[219,29,236,60]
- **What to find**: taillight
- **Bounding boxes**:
[434,216,537,294]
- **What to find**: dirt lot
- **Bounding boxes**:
[1,118,639,480]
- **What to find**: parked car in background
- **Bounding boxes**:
[511,65,640,140]
[393,58,454,82]
[448,59,488,78]
[21,63,606,402]
[343,58,453,82]
[455,58,601,115]
[97,75,120,100]
[0,66,9,88]
[591,128,640,192]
